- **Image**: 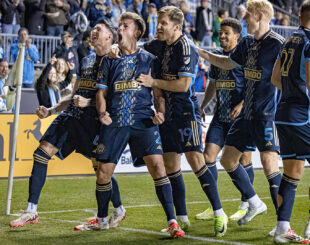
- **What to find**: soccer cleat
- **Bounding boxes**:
[9,212,38,227]
[274,229,310,244]
[74,219,109,231]
[109,210,126,228]
[229,209,247,221]
[195,206,214,220]
[269,225,277,237]
[237,202,267,226]
[214,214,228,237]
[176,219,190,232]
[304,223,310,239]
[167,221,185,238]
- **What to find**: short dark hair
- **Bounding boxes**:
[18,27,29,35]
[220,17,242,34]
[97,18,117,43]
[120,12,145,40]
[218,8,227,17]
[300,1,310,22]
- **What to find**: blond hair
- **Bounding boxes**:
[158,6,184,25]
[247,0,274,21]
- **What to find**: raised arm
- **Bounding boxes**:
[197,48,237,70]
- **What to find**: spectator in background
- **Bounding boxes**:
[67,0,81,15]
[195,0,213,47]
[35,56,74,108]
[10,28,40,88]
[147,3,157,40]
[24,0,47,35]
[85,0,112,28]
[77,30,93,62]
[0,59,9,112]
[237,4,247,37]
[1,0,25,34]
[53,32,79,74]
[153,0,169,9]
[179,0,193,39]
[280,15,290,26]
[271,11,282,25]
[195,57,209,92]
[212,8,228,47]
[127,0,148,38]
[0,37,5,59]
[111,0,126,28]
[45,0,70,36]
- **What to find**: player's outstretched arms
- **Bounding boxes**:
[197,48,236,70]
[137,69,191,92]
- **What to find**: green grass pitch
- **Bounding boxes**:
[1,169,309,244]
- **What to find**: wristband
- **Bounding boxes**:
[49,107,57,115]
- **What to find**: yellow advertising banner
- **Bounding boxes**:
[0,114,94,178]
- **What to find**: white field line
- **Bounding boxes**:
[38,216,251,245]
[10,195,307,216]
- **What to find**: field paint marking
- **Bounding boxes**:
[38,216,250,245]
[11,195,308,216]
[119,227,251,245]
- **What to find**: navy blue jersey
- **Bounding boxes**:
[276,27,310,125]
[65,53,102,118]
[96,48,158,127]
[144,35,201,122]
[229,31,285,120]
[209,49,244,123]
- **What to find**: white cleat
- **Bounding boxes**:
[274,229,310,244]
[9,212,38,227]
[74,219,109,231]
[108,209,126,228]
[269,225,277,237]
[304,223,310,239]
[237,202,267,226]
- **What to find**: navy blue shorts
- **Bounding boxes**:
[96,121,163,164]
[205,116,232,148]
[225,117,279,153]
[41,112,100,159]
[277,124,310,160]
[159,120,203,154]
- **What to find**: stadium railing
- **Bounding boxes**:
[0,33,61,68]
[270,25,298,38]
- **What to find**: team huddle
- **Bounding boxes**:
[8,0,310,243]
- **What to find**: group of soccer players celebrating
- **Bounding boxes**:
[8,0,310,243]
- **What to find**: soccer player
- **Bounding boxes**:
[271,2,310,243]
[197,0,284,227]
[137,6,228,237]
[82,12,185,238]
[194,18,255,222]
[9,19,126,229]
